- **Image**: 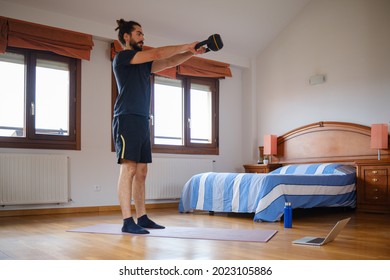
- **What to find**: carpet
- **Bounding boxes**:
[67,224,277,243]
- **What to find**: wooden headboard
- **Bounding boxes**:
[265,121,389,164]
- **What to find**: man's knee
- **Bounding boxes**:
[120,160,137,178]
[135,164,148,181]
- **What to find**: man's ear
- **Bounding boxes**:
[123,32,130,43]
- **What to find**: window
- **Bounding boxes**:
[0,47,81,150]
[152,77,183,146]
[151,75,219,155]
[111,74,219,155]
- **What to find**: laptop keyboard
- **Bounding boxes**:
[309,237,325,244]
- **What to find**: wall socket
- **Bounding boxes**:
[94,185,102,192]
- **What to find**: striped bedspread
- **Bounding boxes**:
[178,163,356,222]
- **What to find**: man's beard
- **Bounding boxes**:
[130,39,143,51]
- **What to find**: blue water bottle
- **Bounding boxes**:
[284,202,292,228]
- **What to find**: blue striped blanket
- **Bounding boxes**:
[179,163,356,222]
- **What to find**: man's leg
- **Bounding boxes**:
[117,160,149,234]
[132,163,147,217]
[133,163,165,229]
[117,160,136,219]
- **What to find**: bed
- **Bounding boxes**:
[179,121,390,222]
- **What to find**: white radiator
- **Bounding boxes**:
[0,154,69,205]
[145,157,214,200]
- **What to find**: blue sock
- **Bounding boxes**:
[122,217,149,234]
[137,214,165,229]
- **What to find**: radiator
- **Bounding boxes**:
[0,154,69,205]
[145,157,214,200]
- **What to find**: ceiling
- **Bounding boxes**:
[2,0,312,59]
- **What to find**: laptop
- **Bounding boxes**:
[292,217,351,246]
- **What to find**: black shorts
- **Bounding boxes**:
[112,114,152,164]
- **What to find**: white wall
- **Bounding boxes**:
[252,0,390,162]
[0,2,246,209]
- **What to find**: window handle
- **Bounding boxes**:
[31,102,35,116]
[150,115,154,126]
[188,118,191,129]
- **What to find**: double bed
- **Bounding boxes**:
[179,121,389,222]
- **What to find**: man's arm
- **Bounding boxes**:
[130,42,205,72]
[151,51,195,73]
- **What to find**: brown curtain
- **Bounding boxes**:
[111,40,232,79]
[0,16,94,60]
[178,57,232,78]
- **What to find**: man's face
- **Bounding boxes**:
[130,26,144,51]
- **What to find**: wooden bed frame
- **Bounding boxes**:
[264,121,389,164]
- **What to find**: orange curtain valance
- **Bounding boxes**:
[178,57,232,78]
[0,16,94,60]
[111,40,232,79]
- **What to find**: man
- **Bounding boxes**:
[113,19,205,234]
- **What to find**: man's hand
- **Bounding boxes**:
[190,42,206,55]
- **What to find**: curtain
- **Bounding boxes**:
[111,40,232,79]
[0,16,94,60]
[178,57,232,78]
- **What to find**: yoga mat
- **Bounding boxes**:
[68,224,277,243]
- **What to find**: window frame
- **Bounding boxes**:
[0,47,81,150]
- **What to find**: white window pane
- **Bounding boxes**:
[35,59,70,135]
[190,83,212,144]
[0,52,26,137]
[154,76,183,145]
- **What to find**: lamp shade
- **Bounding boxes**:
[370,124,388,149]
[264,134,277,155]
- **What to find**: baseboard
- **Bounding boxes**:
[0,202,179,217]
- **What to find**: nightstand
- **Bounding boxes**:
[356,160,390,213]
[243,163,282,174]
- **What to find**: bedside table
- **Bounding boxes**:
[356,160,390,213]
[243,163,282,174]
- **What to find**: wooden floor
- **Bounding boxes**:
[0,206,389,260]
